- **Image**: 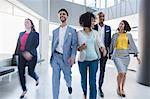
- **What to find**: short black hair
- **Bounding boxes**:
[118,20,131,32]
[97,12,105,17]
[79,12,95,28]
[58,8,69,16]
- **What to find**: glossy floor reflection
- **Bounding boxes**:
[0,60,150,99]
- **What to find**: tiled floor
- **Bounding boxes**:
[0,61,150,99]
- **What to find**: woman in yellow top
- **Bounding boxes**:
[109,20,141,97]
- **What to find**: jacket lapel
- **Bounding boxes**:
[64,26,69,43]
[55,28,59,44]
[104,25,107,45]
[20,32,24,37]
[104,25,107,35]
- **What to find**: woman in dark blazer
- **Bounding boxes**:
[15,18,39,98]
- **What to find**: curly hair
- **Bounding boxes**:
[79,12,95,28]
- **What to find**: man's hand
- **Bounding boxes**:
[100,47,107,57]
[68,57,75,66]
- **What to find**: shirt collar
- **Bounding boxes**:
[98,24,105,28]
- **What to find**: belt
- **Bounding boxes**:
[55,51,63,55]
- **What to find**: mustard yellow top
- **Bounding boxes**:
[116,33,128,49]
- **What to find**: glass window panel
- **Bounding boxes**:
[107,0,115,7]
[74,0,84,5]
[65,0,84,5]
[86,0,96,8]
[101,0,106,8]
[65,0,73,2]
[96,0,100,8]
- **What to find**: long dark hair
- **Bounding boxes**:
[117,20,131,32]
[25,18,36,32]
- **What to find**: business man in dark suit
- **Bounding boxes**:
[15,19,39,98]
[93,12,111,98]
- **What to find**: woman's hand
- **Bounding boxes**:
[78,43,87,51]
[136,56,141,64]
[23,51,33,61]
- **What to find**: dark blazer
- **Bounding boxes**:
[15,31,39,56]
[93,24,111,49]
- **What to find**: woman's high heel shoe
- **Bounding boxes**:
[117,89,122,96]
[121,90,126,97]
[36,80,39,86]
[83,94,87,99]
[20,90,27,98]
[36,78,39,86]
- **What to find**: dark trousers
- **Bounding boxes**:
[99,55,108,90]
[78,60,98,99]
[18,54,38,91]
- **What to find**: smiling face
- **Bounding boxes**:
[58,11,68,23]
[98,12,105,24]
[118,21,125,32]
[91,17,96,28]
[24,19,32,29]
